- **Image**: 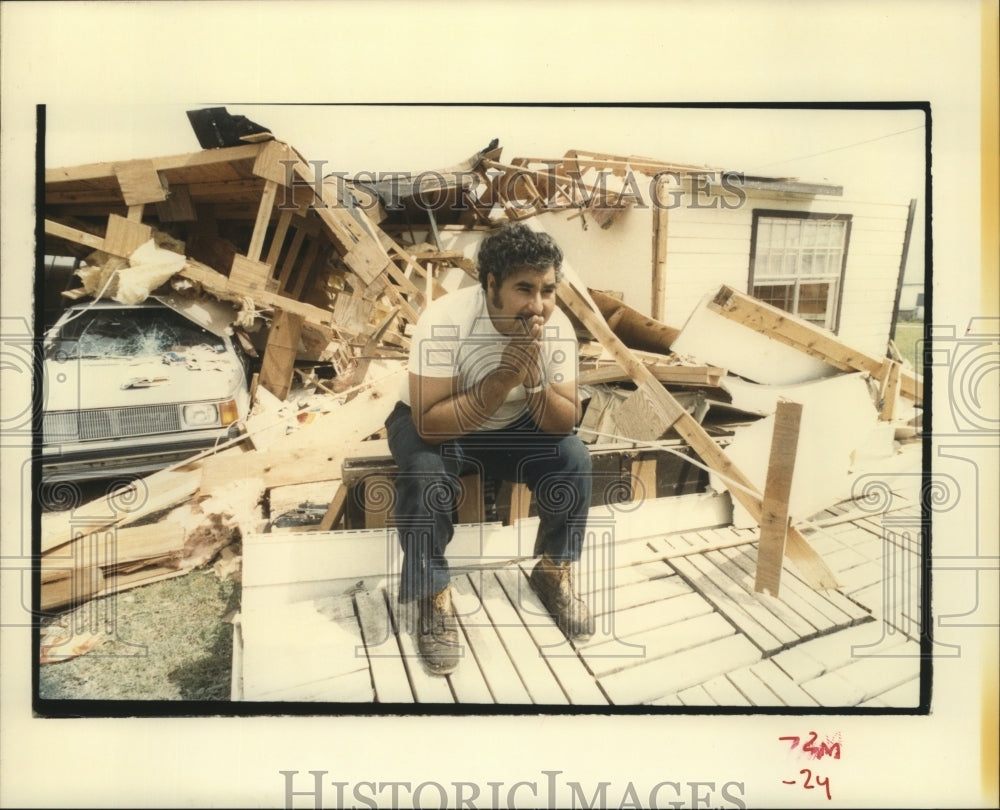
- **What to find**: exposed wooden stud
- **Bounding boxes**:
[632,456,658,502]
[276,224,307,292]
[456,474,485,524]
[509,483,531,524]
[289,238,321,300]
[126,204,144,222]
[651,175,670,321]
[755,400,803,597]
[878,359,902,421]
[318,484,349,532]
[248,179,279,261]
[258,307,304,401]
[265,208,294,271]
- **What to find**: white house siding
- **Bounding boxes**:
[539,188,912,360]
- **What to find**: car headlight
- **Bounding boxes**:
[182,403,221,427]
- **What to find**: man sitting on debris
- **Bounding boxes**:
[385,222,594,675]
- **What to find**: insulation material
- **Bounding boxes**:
[115,239,187,304]
[74,240,187,304]
[717,373,894,527]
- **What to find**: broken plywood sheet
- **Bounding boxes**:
[719,373,895,527]
[671,290,842,385]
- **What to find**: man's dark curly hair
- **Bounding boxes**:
[476,222,563,289]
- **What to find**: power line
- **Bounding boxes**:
[748,124,926,174]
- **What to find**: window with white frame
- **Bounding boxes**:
[748,210,851,332]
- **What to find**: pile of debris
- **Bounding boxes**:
[40,108,922,618]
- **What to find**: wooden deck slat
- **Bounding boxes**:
[354,589,415,703]
[705,548,818,639]
[579,591,715,651]
[448,617,497,704]
[582,612,736,679]
[799,669,868,706]
[726,665,783,706]
[452,575,532,704]
[649,693,684,706]
[702,674,752,706]
[749,660,820,706]
[599,633,761,705]
[469,571,570,705]
[722,545,836,632]
[239,600,370,700]
[385,589,455,703]
[817,640,922,702]
[249,667,375,702]
[669,555,785,653]
[677,684,717,705]
[495,568,610,705]
[592,574,692,616]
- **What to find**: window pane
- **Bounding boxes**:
[753,282,794,311]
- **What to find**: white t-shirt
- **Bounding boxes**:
[401,284,578,430]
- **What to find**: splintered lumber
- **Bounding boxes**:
[709,285,922,401]
[198,364,405,491]
[259,308,304,400]
[588,288,680,355]
[556,275,838,591]
[178,258,343,335]
[754,400,803,597]
[579,358,724,387]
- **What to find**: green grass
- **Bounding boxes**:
[893,319,925,377]
[38,569,238,702]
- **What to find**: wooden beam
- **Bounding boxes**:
[258,307,304,400]
[265,208,294,270]
[318,484,349,531]
[276,224,307,292]
[709,285,922,401]
[178,258,339,331]
[247,179,278,261]
[754,400,803,597]
[588,288,680,353]
[44,219,105,251]
[46,142,266,185]
[651,176,669,321]
[878,359,902,421]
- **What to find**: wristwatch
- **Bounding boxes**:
[524,382,545,394]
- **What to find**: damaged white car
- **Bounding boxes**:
[42,294,252,483]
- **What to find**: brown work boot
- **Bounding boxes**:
[529,554,594,642]
[417,585,460,675]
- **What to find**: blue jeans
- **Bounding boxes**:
[385,401,593,603]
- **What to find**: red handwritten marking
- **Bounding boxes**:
[781,769,833,801]
[778,731,843,760]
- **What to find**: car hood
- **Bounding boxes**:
[45,352,245,411]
